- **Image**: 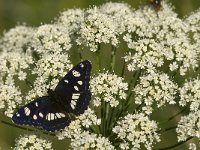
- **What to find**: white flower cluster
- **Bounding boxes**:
[57,9,84,34]
[185,9,200,52]
[0,24,73,112]
[26,52,72,102]
[76,7,119,51]
[99,2,133,34]
[57,108,112,149]
[0,1,200,149]
[189,143,197,150]
[134,71,177,114]
[57,108,100,139]
[30,24,72,54]
[56,3,135,51]
[0,51,33,79]
[0,33,34,116]
[176,111,200,142]
[90,72,128,107]
[0,25,35,53]
[179,79,200,112]
[113,113,160,150]
[0,81,22,117]
[123,2,199,75]
[70,131,115,150]
[13,134,53,150]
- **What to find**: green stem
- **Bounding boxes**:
[160,108,186,125]
[100,98,104,135]
[96,44,101,70]
[155,137,193,150]
[77,46,83,61]
[125,70,141,106]
[110,46,117,71]
[158,126,177,134]
[25,79,33,87]
[0,119,55,136]
[105,102,110,137]
[120,59,126,78]
[167,108,186,121]
[111,70,142,129]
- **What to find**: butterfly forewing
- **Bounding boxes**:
[12,96,71,131]
[55,60,91,115]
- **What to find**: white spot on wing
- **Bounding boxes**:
[72,70,81,77]
[24,107,31,116]
[39,112,43,118]
[77,81,83,85]
[72,93,80,99]
[50,113,55,120]
[16,113,20,117]
[56,113,61,118]
[33,115,37,120]
[47,113,51,121]
[35,102,38,107]
[74,86,79,91]
[80,63,84,68]
[64,80,69,83]
[70,100,77,110]
[70,103,75,109]
[59,113,65,117]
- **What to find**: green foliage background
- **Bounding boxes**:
[0,0,200,33]
[0,0,200,149]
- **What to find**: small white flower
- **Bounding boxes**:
[57,108,100,140]
[76,6,119,51]
[90,72,128,107]
[113,113,160,150]
[179,78,200,112]
[57,9,84,33]
[176,111,200,142]
[13,134,53,150]
[30,24,72,54]
[134,71,178,113]
[123,1,199,74]
[0,25,35,53]
[189,143,197,150]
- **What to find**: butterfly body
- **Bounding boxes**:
[12,60,91,132]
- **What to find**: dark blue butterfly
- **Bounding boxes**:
[12,60,91,132]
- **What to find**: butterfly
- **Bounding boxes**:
[12,60,91,132]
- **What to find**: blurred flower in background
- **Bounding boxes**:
[0,0,200,149]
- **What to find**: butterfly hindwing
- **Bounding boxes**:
[12,97,71,132]
[55,60,91,115]
[12,97,49,126]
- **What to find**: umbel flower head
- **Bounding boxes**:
[13,134,53,150]
[0,1,200,149]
